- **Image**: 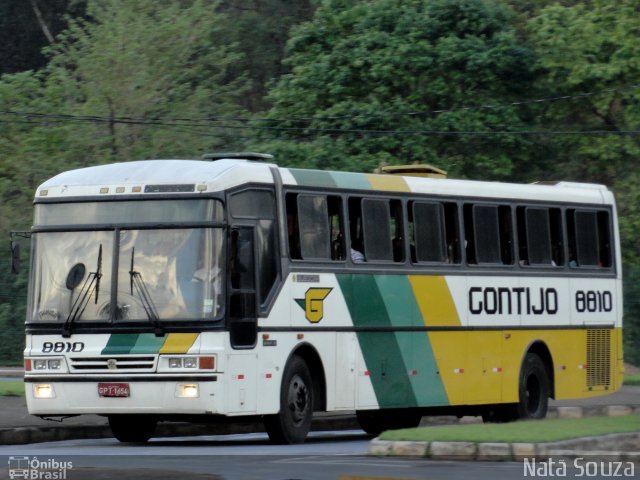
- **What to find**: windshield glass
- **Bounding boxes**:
[30,231,114,322]
[118,228,224,321]
[29,228,224,323]
[28,199,225,325]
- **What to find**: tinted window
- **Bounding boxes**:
[297,195,330,260]
[362,198,393,261]
[412,202,446,263]
[465,204,512,265]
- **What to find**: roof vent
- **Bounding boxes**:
[381,164,447,179]
[203,152,274,162]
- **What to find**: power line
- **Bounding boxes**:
[1,81,639,137]
[1,111,638,137]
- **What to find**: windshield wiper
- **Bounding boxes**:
[129,248,164,337]
[62,244,102,338]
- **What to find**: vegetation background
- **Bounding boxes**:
[0,0,638,365]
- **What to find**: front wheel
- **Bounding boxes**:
[264,355,313,444]
[108,415,157,443]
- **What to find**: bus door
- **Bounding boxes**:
[228,226,257,349]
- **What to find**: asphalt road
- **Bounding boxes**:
[0,430,591,480]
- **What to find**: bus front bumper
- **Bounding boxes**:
[24,375,221,416]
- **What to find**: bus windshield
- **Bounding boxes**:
[29,200,225,325]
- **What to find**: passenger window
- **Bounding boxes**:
[410,201,460,264]
[411,202,446,263]
[567,209,612,268]
[517,207,563,267]
[465,204,513,265]
[362,198,393,262]
[297,195,330,260]
[286,192,345,262]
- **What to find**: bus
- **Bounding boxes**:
[22,153,623,444]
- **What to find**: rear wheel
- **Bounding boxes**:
[108,415,157,443]
[516,353,549,419]
[264,355,313,444]
[483,352,550,423]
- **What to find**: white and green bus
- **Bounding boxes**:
[23,153,623,444]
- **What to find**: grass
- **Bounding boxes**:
[0,381,25,396]
[624,373,640,386]
[379,415,640,443]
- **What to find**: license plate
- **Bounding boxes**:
[98,383,130,397]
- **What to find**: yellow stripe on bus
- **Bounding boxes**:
[366,174,410,192]
[408,275,460,326]
[159,333,199,354]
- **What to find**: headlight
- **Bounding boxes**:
[28,357,65,372]
[48,359,61,370]
[162,355,216,371]
[183,357,197,368]
[34,360,48,370]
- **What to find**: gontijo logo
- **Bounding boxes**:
[295,288,332,323]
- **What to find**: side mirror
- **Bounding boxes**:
[10,241,20,274]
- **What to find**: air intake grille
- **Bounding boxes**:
[586,329,611,389]
[70,356,156,373]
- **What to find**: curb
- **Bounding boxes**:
[369,408,640,463]
[369,432,640,463]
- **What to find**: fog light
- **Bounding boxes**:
[183,357,197,368]
[169,358,182,368]
[176,384,199,398]
[33,384,55,399]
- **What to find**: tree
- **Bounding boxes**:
[218,0,317,112]
[40,0,248,163]
[256,0,538,179]
[529,0,640,185]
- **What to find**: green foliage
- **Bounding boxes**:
[219,0,316,112]
[258,0,538,179]
[41,0,248,162]
[528,0,640,184]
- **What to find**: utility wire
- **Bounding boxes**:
[1,82,639,136]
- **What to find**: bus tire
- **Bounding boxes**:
[108,415,157,443]
[516,353,549,420]
[264,355,313,444]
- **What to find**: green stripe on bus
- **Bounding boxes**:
[289,169,337,188]
[329,171,371,190]
[101,334,140,355]
[337,274,417,408]
[130,334,167,354]
[374,275,449,406]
